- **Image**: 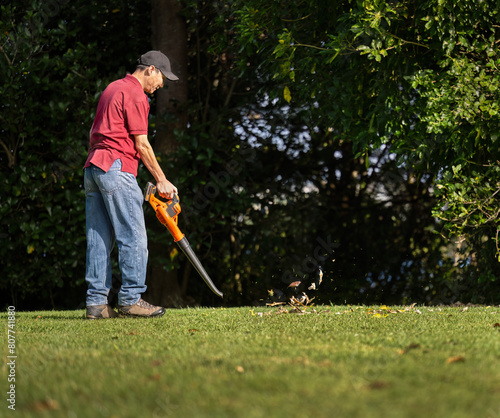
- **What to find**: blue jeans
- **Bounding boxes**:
[84,159,148,307]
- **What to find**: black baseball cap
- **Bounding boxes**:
[138,50,179,81]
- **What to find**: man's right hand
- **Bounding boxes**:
[157,179,178,200]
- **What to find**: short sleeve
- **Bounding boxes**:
[125,100,149,135]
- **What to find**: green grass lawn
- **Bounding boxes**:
[1,304,500,418]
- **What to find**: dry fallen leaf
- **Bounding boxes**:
[446,355,465,364]
[31,399,59,412]
[266,301,286,307]
[398,342,421,355]
[493,323,500,328]
[367,381,390,390]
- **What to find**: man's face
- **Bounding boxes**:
[144,66,165,94]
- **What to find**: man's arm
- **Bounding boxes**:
[135,134,177,199]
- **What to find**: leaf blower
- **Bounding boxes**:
[144,182,223,298]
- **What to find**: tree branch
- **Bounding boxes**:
[0,44,13,66]
[0,138,15,168]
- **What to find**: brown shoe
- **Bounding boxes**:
[86,304,118,320]
[118,299,165,318]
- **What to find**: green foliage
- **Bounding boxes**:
[211,0,500,302]
[3,0,499,308]
[0,0,151,308]
[432,162,500,293]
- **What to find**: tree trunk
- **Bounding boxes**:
[144,0,189,307]
[151,0,188,154]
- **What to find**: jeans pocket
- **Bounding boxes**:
[97,159,123,195]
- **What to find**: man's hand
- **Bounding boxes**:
[157,179,178,200]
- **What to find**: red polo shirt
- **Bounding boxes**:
[84,74,149,176]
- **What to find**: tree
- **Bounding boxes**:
[205,0,500,302]
[143,0,190,307]
[3,0,498,309]
[0,0,152,308]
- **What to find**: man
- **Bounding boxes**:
[84,51,179,319]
